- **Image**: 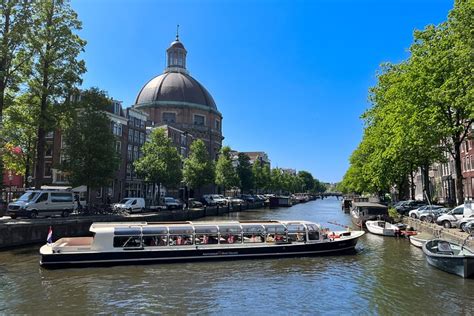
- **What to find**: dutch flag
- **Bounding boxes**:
[47,226,53,245]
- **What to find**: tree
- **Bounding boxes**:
[134,128,182,205]
[297,170,314,192]
[215,146,239,195]
[183,139,214,194]
[0,0,33,189]
[253,162,270,193]
[0,0,32,122]
[30,0,86,188]
[236,153,254,193]
[0,92,39,182]
[61,88,119,204]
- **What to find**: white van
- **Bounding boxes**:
[7,190,75,219]
[436,203,473,228]
[113,198,146,213]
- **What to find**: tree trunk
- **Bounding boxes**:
[410,171,415,200]
[453,141,464,204]
[422,164,431,203]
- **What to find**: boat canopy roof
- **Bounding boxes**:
[90,220,320,235]
[352,202,387,209]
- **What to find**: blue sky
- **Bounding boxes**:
[71,0,453,183]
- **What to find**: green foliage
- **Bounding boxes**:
[236,153,254,193]
[0,93,39,175]
[183,139,214,190]
[215,146,239,191]
[297,170,314,192]
[29,0,86,188]
[388,207,400,222]
[341,0,473,202]
[253,162,271,192]
[0,0,33,119]
[134,127,183,189]
[312,179,327,193]
[61,88,119,193]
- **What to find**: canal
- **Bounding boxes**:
[0,197,472,314]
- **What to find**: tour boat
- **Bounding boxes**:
[39,220,365,268]
[422,239,474,278]
[365,220,400,237]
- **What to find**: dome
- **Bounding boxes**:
[168,40,185,49]
[135,72,218,110]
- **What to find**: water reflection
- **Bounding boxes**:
[0,197,473,314]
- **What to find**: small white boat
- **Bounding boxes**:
[409,234,430,248]
[365,220,400,237]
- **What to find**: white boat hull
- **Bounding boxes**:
[365,220,399,237]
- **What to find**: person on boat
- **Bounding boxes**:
[266,234,275,242]
[176,236,183,245]
[201,235,209,244]
[227,234,234,244]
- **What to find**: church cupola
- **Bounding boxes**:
[166,25,187,73]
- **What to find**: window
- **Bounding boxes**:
[37,193,48,203]
[115,141,121,154]
[51,193,73,203]
[112,122,122,136]
[134,130,139,143]
[44,162,52,177]
[219,225,242,244]
[168,226,194,246]
[46,131,54,138]
[163,112,176,123]
[287,224,306,242]
[242,225,265,243]
[127,145,133,160]
[126,163,132,180]
[45,142,53,157]
[140,132,145,145]
[113,102,121,115]
[133,146,138,161]
[215,119,220,130]
[128,129,133,142]
[193,114,205,126]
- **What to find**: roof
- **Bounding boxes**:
[352,202,388,208]
[134,71,217,110]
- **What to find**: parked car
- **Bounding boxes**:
[396,200,426,215]
[187,198,203,209]
[457,215,474,232]
[7,190,75,219]
[226,196,245,205]
[201,194,227,206]
[239,194,255,203]
[409,205,443,219]
[419,207,450,223]
[463,221,474,234]
[113,197,146,213]
[436,204,471,228]
[163,197,183,210]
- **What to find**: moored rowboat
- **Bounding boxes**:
[40,220,365,269]
[422,239,474,278]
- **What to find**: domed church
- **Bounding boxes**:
[133,33,223,160]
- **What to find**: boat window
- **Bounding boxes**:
[218,225,242,244]
[264,224,287,243]
[194,226,218,234]
[242,225,265,243]
[366,207,387,215]
[169,234,193,246]
[142,227,168,235]
[306,225,320,241]
[287,224,306,242]
[142,235,168,247]
[168,226,194,235]
[114,227,141,236]
[113,236,142,248]
[195,233,219,245]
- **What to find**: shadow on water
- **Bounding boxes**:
[0,197,473,314]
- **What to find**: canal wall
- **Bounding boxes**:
[403,217,474,248]
[0,201,265,249]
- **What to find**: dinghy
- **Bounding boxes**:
[365,220,400,237]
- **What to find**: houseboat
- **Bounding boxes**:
[350,202,390,228]
[40,220,365,269]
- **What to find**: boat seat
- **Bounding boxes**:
[437,241,454,255]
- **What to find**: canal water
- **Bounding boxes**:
[0,197,472,314]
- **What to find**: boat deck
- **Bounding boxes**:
[55,237,94,247]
